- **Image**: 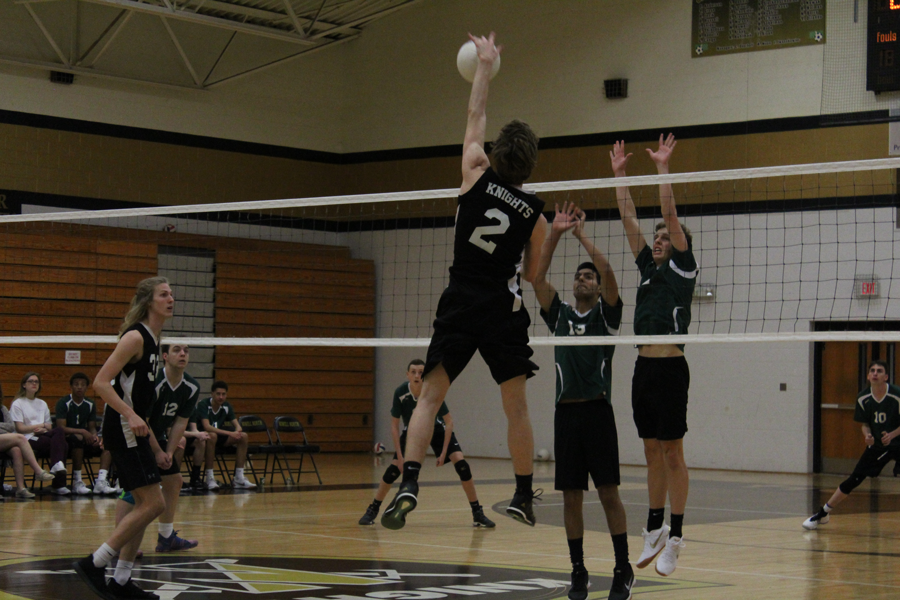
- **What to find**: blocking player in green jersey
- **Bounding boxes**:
[55,372,101,495]
[534,202,633,600]
[613,134,697,577]
[361,359,495,528]
[803,360,900,530]
[114,343,201,558]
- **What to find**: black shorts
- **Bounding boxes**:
[632,355,690,441]
[852,444,900,478]
[110,437,162,492]
[425,286,538,385]
[397,428,462,461]
[555,400,620,490]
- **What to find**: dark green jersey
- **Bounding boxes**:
[55,395,97,429]
[854,384,900,447]
[195,397,236,431]
[540,292,623,404]
[634,243,697,346]
[390,382,449,430]
[149,370,201,440]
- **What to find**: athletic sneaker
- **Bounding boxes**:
[36,470,55,482]
[232,477,257,489]
[655,536,684,576]
[568,567,589,600]
[156,530,199,552]
[609,564,635,600]
[636,524,670,568]
[107,578,159,599]
[381,480,418,530]
[93,479,115,495]
[358,503,379,525]
[802,511,830,530]
[205,477,220,491]
[73,555,113,600]
[51,486,71,496]
[506,488,542,526]
[472,507,496,528]
[15,488,35,499]
[73,481,92,495]
[50,461,66,474]
[191,479,206,494]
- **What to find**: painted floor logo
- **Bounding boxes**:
[0,555,712,599]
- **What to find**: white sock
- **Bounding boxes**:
[823,503,833,513]
[93,543,117,568]
[158,523,174,538]
[113,560,133,586]
[235,468,244,480]
[97,470,108,481]
[74,470,82,482]
[206,469,215,480]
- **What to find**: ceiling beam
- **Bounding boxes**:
[77,0,317,45]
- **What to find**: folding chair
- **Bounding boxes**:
[271,416,322,485]
[237,415,279,486]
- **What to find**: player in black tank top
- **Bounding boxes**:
[73,277,174,600]
[382,33,548,533]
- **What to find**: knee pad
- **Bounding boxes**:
[454,459,472,482]
[839,472,865,495]
[382,464,401,484]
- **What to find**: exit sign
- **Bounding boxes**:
[855,275,881,298]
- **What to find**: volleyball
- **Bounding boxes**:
[456,40,500,83]
[537,448,550,461]
[373,442,386,455]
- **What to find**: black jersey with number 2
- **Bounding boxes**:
[450,168,545,311]
[103,322,161,451]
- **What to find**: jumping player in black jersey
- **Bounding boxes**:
[613,135,696,577]
[74,276,173,600]
[382,32,548,531]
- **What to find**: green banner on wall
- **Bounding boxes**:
[692,0,826,58]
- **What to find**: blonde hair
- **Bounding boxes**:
[119,276,170,339]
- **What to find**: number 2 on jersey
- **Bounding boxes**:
[469,208,510,254]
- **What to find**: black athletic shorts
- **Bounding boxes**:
[424,285,538,385]
[632,355,690,441]
[851,444,900,478]
[110,437,162,492]
[555,399,621,490]
[397,427,462,462]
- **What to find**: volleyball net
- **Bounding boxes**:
[0,156,898,351]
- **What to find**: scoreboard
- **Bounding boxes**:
[868,0,900,92]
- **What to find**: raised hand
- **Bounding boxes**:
[610,140,633,176]
[468,32,502,65]
[646,133,677,169]
[551,202,579,235]
[572,208,587,239]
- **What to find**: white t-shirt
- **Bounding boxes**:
[10,397,51,441]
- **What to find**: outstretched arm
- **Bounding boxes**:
[573,210,619,306]
[647,133,687,252]
[461,33,501,195]
[611,141,647,258]
[522,214,548,284]
[533,202,579,312]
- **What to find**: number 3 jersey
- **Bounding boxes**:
[855,384,900,447]
[149,370,201,444]
[450,168,545,313]
[104,322,160,451]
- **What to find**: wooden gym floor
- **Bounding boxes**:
[0,454,898,600]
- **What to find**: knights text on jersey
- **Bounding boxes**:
[450,168,545,311]
[103,322,161,450]
[854,384,900,447]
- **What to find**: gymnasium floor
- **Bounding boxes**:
[1,455,898,600]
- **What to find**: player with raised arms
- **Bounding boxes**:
[74,276,173,600]
[612,135,697,576]
[381,32,548,530]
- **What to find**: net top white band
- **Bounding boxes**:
[0,157,897,224]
